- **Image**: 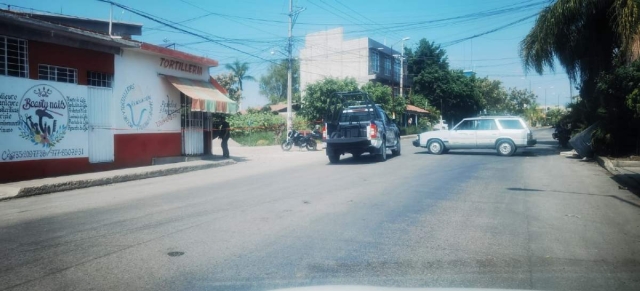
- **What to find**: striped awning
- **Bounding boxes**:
[165,75,237,114]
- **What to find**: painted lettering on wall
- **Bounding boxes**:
[1,148,84,161]
[17,85,68,148]
[67,97,89,131]
[159,57,203,75]
[156,95,180,128]
[121,84,153,130]
[0,92,20,133]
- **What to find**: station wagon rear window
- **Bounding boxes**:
[498,119,524,129]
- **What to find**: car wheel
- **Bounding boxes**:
[428,140,444,155]
[496,140,516,156]
[376,140,387,162]
[391,139,401,156]
[328,153,340,164]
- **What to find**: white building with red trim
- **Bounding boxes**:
[0,10,235,182]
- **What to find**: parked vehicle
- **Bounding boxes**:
[323,91,401,163]
[282,129,317,151]
[412,116,537,156]
[552,123,571,148]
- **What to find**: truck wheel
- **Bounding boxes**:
[428,140,444,155]
[376,140,387,162]
[496,140,516,156]
[391,139,401,156]
[328,153,340,164]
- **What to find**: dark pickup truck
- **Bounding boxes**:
[322,91,401,164]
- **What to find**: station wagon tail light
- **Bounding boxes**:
[368,122,378,139]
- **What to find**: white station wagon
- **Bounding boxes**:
[413,116,537,156]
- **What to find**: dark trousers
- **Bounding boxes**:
[221,137,229,157]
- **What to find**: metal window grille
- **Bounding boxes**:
[87,71,113,88]
[0,35,29,78]
[394,59,400,81]
[385,58,391,76]
[369,50,379,73]
[38,64,77,84]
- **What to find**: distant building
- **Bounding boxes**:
[463,70,475,77]
[299,28,410,98]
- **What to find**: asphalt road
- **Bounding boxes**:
[1,128,640,291]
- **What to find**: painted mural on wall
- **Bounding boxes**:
[155,94,180,128]
[120,84,153,130]
[0,77,89,162]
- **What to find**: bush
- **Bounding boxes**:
[228,112,285,135]
[399,126,424,136]
[231,131,283,146]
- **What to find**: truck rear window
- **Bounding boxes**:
[339,111,373,123]
[498,119,524,129]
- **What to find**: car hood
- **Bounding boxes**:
[269,286,534,291]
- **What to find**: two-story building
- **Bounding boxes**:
[299,27,410,98]
[0,10,235,183]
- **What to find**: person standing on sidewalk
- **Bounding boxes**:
[220,116,230,158]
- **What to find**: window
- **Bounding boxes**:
[88,71,113,88]
[369,50,379,73]
[0,36,29,78]
[477,119,498,130]
[454,120,476,130]
[38,64,77,84]
[394,58,400,81]
[498,119,525,129]
[384,58,391,76]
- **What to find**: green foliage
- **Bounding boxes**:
[503,88,537,117]
[228,112,285,135]
[476,78,508,115]
[231,131,281,146]
[259,59,300,105]
[406,39,483,124]
[224,60,256,108]
[545,108,568,126]
[213,73,241,102]
[360,82,406,117]
[299,77,359,121]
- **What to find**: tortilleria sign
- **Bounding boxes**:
[159,57,203,75]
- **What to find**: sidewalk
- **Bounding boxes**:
[595,155,640,193]
[0,159,236,201]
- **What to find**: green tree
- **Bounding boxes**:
[213,73,241,102]
[476,78,508,115]
[520,0,640,154]
[225,60,256,109]
[504,88,537,117]
[299,77,359,121]
[360,82,405,118]
[406,38,483,124]
[259,59,300,105]
[545,107,568,126]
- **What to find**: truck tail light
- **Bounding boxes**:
[368,122,378,139]
[322,123,327,141]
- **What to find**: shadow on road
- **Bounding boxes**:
[506,187,640,209]
[413,147,559,157]
[327,153,399,165]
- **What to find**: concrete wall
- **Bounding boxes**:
[299,28,371,96]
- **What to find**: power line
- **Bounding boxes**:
[96,0,277,64]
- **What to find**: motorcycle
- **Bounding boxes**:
[552,123,571,148]
[281,129,321,151]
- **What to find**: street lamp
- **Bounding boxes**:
[538,86,554,112]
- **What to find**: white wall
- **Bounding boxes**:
[299,28,371,96]
[0,76,89,162]
[113,49,209,134]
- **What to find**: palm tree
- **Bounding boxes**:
[225,60,256,110]
[520,0,640,102]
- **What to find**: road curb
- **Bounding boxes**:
[595,155,618,174]
[0,159,236,201]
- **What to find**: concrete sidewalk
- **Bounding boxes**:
[595,155,640,193]
[0,158,236,201]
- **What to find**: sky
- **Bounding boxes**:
[3,0,572,110]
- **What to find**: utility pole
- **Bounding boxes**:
[286,0,304,133]
[399,37,410,98]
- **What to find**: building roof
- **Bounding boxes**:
[406,105,430,114]
[138,42,219,67]
[0,9,139,50]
